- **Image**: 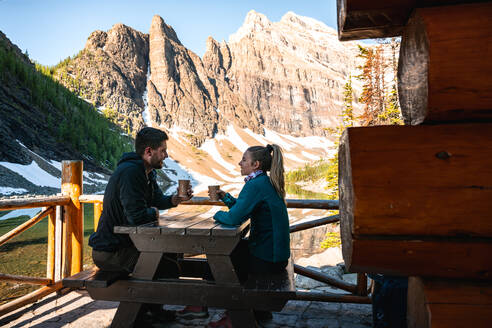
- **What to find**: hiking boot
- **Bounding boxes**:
[207,313,232,328]
[176,305,209,319]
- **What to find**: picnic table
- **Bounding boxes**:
[66,210,294,328]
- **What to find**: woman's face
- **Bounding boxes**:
[239,151,259,176]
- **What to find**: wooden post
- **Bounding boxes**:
[356,273,368,296]
[94,202,102,231]
[54,206,63,281]
[61,161,83,276]
[46,206,55,281]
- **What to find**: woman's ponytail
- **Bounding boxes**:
[269,144,285,199]
[246,144,286,199]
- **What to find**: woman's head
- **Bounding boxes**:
[240,144,285,199]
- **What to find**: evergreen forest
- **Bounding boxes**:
[0,39,132,169]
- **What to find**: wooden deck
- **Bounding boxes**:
[0,289,372,328]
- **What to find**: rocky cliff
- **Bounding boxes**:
[204,11,361,137]
[146,15,263,145]
[53,11,362,144]
[54,23,149,132]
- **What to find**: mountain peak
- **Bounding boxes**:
[229,10,272,43]
[280,11,335,34]
[110,23,129,31]
[244,10,271,26]
[150,15,180,44]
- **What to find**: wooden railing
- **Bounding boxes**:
[0,160,369,317]
[0,161,82,317]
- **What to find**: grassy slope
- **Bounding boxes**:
[285,158,338,200]
[0,204,95,305]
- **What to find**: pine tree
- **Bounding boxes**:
[356,44,387,126]
[342,74,354,128]
[378,38,403,125]
[356,40,402,126]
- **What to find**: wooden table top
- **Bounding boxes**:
[114,211,250,238]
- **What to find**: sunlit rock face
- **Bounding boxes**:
[58,11,363,143]
[59,23,149,132]
[147,15,218,145]
[204,10,362,137]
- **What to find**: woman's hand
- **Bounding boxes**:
[172,185,194,205]
[208,188,226,200]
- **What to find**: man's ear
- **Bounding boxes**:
[144,146,153,157]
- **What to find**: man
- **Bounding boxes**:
[89,127,192,322]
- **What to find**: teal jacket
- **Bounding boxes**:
[214,173,290,263]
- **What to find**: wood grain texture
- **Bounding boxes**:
[295,291,371,304]
[0,195,70,210]
[337,0,490,40]
[398,2,492,124]
[181,196,339,209]
[340,124,492,238]
[0,273,52,286]
[350,239,492,279]
[337,0,414,41]
[87,279,245,308]
[61,161,84,276]
[407,277,430,328]
[408,277,492,328]
[339,129,354,273]
[339,124,492,279]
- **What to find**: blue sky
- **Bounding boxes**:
[0,0,337,66]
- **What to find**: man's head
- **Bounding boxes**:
[135,127,169,171]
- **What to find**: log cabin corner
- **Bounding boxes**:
[337,0,492,327]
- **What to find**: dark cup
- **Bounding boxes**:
[208,185,220,201]
[178,179,190,198]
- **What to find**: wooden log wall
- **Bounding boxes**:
[408,277,492,328]
[336,0,414,40]
[339,124,492,279]
[398,2,492,124]
[338,0,492,326]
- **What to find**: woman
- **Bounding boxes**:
[208,144,291,328]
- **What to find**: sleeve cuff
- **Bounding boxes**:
[147,207,157,220]
[222,193,236,208]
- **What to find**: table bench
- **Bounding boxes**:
[63,267,125,289]
[62,212,295,327]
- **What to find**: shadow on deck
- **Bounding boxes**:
[0,289,372,328]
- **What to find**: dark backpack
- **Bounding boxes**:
[370,274,408,328]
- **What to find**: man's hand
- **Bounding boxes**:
[171,185,194,205]
[151,206,159,219]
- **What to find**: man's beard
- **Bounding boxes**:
[151,156,163,169]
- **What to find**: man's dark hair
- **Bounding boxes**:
[135,127,168,156]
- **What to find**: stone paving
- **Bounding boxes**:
[0,290,372,328]
[1,248,372,327]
